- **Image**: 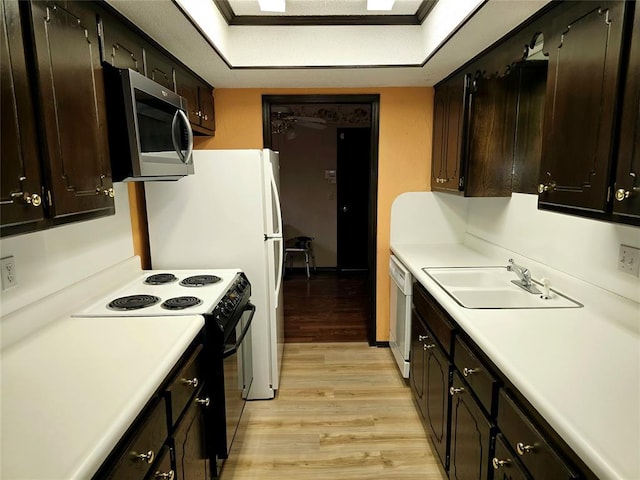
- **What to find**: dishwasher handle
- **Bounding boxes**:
[389,255,412,295]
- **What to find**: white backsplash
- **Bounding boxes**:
[464,193,640,302]
[0,183,135,317]
[391,191,640,303]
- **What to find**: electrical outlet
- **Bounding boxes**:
[618,245,640,277]
[1,256,17,290]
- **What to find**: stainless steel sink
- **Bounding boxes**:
[423,267,582,309]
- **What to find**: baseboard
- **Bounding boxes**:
[376,341,390,348]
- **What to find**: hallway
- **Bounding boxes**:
[283,272,369,343]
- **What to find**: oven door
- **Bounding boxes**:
[220,303,255,458]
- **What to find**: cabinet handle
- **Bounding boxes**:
[615,188,639,201]
[418,335,428,341]
[10,192,42,207]
[195,396,210,407]
[154,470,175,480]
[537,182,556,194]
[449,386,465,396]
[135,450,155,464]
[203,114,208,120]
[492,457,511,469]
[423,343,436,350]
[181,377,199,388]
[516,442,535,455]
[462,367,479,377]
[102,188,114,198]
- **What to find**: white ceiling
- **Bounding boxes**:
[105,0,551,88]
[228,0,424,16]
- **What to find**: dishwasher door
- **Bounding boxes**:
[389,255,412,378]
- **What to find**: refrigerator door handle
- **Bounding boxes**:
[269,166,284,237]
[274,237,284,298]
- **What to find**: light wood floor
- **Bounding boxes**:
[218,342,446,480]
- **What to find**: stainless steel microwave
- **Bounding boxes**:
[103,64,194,182]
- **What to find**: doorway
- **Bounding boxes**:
[262,95,380,346]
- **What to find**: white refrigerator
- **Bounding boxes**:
[144,149,284,400]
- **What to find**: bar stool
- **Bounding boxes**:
[284,236,316,278]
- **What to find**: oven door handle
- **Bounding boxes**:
[223,303,256,359]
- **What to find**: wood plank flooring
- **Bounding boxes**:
[283,272,369,343]
[218,343,446,480]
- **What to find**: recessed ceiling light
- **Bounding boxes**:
[367,0,395,11]
[258,0,285,12]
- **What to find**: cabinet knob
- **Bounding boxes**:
[203,114,208,120]
[103,188,114,198]
[10,192,42,207]
[423,343,436,350]
[154,470,175,480]
[135,450,155,464]
[195,396,210,407]
[492,457,511,469]
[516,442,535,455]
[418,334,429,341]
[537,183,548,193]
[181,377,199,388]
[462,367,479,377]
[615,188,639,201]
[449,386,465,396]
[197,110,202,117]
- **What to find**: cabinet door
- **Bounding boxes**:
[175,67,201,126]
[465,72,518,197]
[424,335,452,470]
[146,46,175,91]
[432,74,468,192]
[29,0,114,218]
[410,309,428,418]
[198,84,215,132]
[173,393,210,480]
[449,372,493,480]
[538,1,627,213]
[99,10,145,73]
[613,3,640,220]
[1,0,45,231]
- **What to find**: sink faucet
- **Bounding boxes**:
[507,259,541,294]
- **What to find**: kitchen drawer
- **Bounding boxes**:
[105,397,167,479]
[493,433,532,480]
[143,445,173,480]
[454,335,499,417]
[498,390,579,479]
[413,282,456,355]
[166,344,204,427]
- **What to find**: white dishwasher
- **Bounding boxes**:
[389,254,412,378]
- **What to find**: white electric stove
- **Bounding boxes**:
[73,269,242,317]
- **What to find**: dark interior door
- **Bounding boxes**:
[337,127,371,272]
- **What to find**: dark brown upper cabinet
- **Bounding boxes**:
[537,1,629,216]
[465,70,519,197]
[26,0,115,220]
[612,2,640,222]
[145,45,175,91]
[175,67,216,135]
[431,73,469,193]
[98,9,145,74]
[1,0,45,234]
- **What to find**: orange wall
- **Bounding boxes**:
[194,87,433,342]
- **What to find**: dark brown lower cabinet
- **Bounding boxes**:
[492,433,532,480]
[172,390,210,480]
[410,307,452,470]
[449,371,493,480]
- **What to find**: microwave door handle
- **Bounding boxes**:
[171,109,194,164]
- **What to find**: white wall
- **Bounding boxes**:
[466,193,640,302]
[0,183,135,317]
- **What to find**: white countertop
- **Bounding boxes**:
[391,243,640,480]
[1,314,205,479]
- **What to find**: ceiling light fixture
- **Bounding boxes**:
[258,0,285,12]
[367,0,395,11]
